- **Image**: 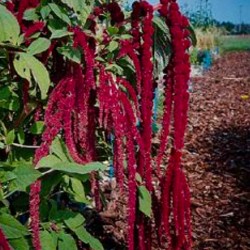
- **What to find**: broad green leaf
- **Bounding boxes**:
[0,213,29,239]
[58,233,77,250]
[49,3,71,25]
[9,237,29,250]
[51,137,71,162]
[40,5,51,19]
[27,38,51,55]
[50,30,72,39]
[41,172,63,197]
[107,26,119,35]
[135,173,142,183]
[14,53,50,99]
[138,185,152,218]
[0,86,11,100]
[57,46,81,63]
[153,16,170,38]
[13,54,31,82]
[0,5,20,44]
[74,227,104,250]
[40,230,57,250]
[107,41,119,52]
[38,155,61,169]
[38,160,106,175]
[0,96,20,111]
[6,129,15,145]
[23,8,39,21]
[30,121,45,135]
[12,163,41,191]
[17,128,25,145]
[0,171,16,183]
[64,213,85,229]
[48,18,67,33]
[61,0,93,25]
[105,63,123,75]
[69,178,90,204]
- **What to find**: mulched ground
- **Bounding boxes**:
[86,52,250,250]
[184,52,250,250]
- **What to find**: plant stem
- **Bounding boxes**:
[12,143,40,149]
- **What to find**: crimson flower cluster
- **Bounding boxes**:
[1,1,193,250]
[157,0,192,249]
[105,2,124,25]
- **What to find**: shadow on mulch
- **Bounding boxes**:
[198,126,250,249]
[204,126,250,188]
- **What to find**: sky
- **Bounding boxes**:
[128,0,250,24]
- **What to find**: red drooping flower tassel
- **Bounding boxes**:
[126,128,137,250]
[24,21,45,39]
[0,227,11,250]
[118,41,142,97]
[29,181,42,250]
[158,1,192,249]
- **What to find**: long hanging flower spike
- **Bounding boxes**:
[0,227,11,250]
[157,0,192,249]
[6,0,193,249]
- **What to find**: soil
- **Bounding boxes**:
[185,51,250,250]
[86,52,250,250]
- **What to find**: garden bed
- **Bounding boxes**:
[185,51,250,249]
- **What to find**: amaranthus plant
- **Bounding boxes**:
[0,0,194,249]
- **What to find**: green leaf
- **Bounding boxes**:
[38,155,62,168]
[30,121,45,135]
[13,53,50,99]
[40,230,57,250]
[107,41,119,52]
[27,38,51,55]
[58,233,77,250]
[0,86,11,100]
[0,213,29,239]
[12,163,41,191]
[51,137,71,162]
[50,29,72,39]
[74,227,104,250]
[6,129,15,145]
[0,5,20,44]
[41,172,63,197]
[0,171,16,183]
[61,0,94,25]
[57,46,81,63]
[23,8,39,21]
[138,185,152,218]
[17,128,25,145]
[49,3,71,25]
[105,63,123,75]
[0,96,20,111]
[64,213,85,229]
[107,26,119,35]
[38,160,106,175]
[40,5,51,19]
[69,178,90,204]
[135,173,142,184]
[9,237,29,250]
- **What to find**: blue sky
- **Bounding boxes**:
[128,0,250,24]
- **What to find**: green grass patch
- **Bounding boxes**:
[219,35,250,52]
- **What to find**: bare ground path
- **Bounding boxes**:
[184,52,250,249]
